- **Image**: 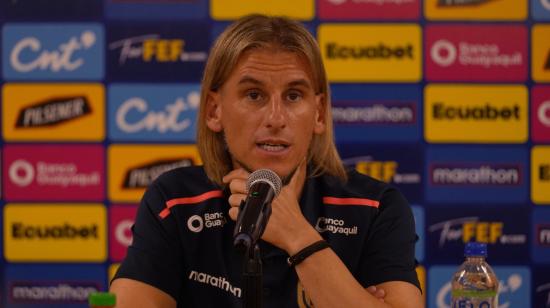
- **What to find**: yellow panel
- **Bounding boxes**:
[108,144,202,202]
[211,0,314,20]
[424,0,527,21]
[424,84,528,143]
[2,83,105,141]
[532,25,550,82]
[319,24,422,82]
[532,146,550,204]
[4,204,106,262]
[109,263,121,282]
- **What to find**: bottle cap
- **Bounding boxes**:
[88,292,116,306]
[464,242,487,257]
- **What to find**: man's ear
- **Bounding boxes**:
[205,91,223,132]
[313,93,326,135]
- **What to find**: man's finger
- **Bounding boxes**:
[222,168,249,184]
[228,207,239,221]
[228,194,246,207]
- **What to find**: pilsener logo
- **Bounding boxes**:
[2,83,105,141]
[108,145,202,202]
[425,85,527,143]
[532,146,550,204]
[9,282,99,304]
[318,0,419,20]
[426,25,526,81]
[319,24,421,82]
[2,23,104,80]
[211,0,314,20]
[4,204,107,262]
[3,145,104,201]
[424,0,526,20]
[532,86,550,142]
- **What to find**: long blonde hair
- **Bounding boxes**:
[197,14,346,185]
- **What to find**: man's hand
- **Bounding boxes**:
[223,161,320,254]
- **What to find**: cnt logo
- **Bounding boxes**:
[116,91,199,134]
[431,39,521,68]
[187,212,226,233]
[109,34,207,65]
[9,159,100,188]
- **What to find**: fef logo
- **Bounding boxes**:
[318,24,421,82]
[426,147,528,204]
[108,145,201,202]
[3,204,107,262]
[210,0,314,20]
[424,85,527,143]
[532,86,550,142]
[3,145,104,201]
[109,84,200,142]
[2,83,105,141]
[534,266,550,307]
[426,25,527,81]
[428,266,531,308]
[424,0,526,20]
[109,205,137,262]
[318,0,420,20]
[533,25,550,83]
[107,25,209,81]
[2,23,104,80]
[532,146,550,204]
[427,208,528,263]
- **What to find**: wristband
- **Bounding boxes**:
[287,240,330,267]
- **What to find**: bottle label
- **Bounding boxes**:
[451,290,497,298]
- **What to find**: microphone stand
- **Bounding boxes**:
[242,243,262,308]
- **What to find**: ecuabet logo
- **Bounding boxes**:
[108,145,201,202]
[4,204,107,262]
[426,25,526,81]
[319,24,421,82]
[531,146,550,204]
[318,0,419,20]
[109,205,138,262]
[2,83,105,141]
[3,145,104,201]
[107,25,208,81]
[424,85,527,143]
[428,266,531,308]
[2,23,104,80]
[109,84,200,142]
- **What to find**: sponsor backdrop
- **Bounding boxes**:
[0,0,548,307]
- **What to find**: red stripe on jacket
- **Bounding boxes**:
[159,190,224,219]
[322,196,380,208]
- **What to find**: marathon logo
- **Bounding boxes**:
[11,222,99,239]
[10,282,99,304]
[537,225,550,246]
[332,102,415,125]
[188,270,241,298]
[9,159,100,188]
[108,34,207,65]
[315,217,358,236]
[15,96,92,128]
[326,43,413,60]
[429,217,526,247]
[432,102,521,121]
[122,158,194,189]
[431,40,522,68]
[437,0,494,6]
[430,163,521,186]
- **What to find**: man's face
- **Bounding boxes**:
[206,48,326,179]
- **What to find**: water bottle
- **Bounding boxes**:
[451,242,499,308]
[88,292,116,308]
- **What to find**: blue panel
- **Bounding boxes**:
[106,23,209,82]
[2,23,104,81]
[3,1,102,20]
[412,205,425,263]
[425,146,528,204]
[105,0,208,20]
[108,83,200,142]
[532,0,550,21]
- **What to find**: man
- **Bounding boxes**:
[111,14,422,308]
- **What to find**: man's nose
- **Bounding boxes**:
[265,95,287,129]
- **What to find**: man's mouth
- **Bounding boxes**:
[257,142,289,152]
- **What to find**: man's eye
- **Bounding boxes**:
[246,91,262,101]
[287,91,302,102]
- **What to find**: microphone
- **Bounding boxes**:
[233,169,282,251]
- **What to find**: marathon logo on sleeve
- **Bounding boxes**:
[426,25,527,81]
[2,23,104,80]
[123,158,194,189]
[15,96,91,128]
[188,270,241,298]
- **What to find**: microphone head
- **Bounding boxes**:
[246,169,282,196]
